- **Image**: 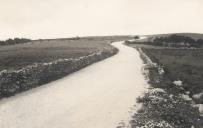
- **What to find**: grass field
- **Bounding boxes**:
[0,36,131,71]
[129,43,203,101]
[144,48,203,101]
[0,36,131,97]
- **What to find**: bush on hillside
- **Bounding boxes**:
[0,38,31,45]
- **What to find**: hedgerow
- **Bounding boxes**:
[0,48,118,98]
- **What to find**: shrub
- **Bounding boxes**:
[132,89,200,128]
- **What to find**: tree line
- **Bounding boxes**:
[0,38,31,45]
[153,34,203,48]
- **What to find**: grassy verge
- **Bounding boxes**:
[0,36,131,98]
[126,43,202,128]
[141,48,203,102]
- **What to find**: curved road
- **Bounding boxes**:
[0,41,147,128]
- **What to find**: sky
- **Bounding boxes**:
[0,0,203,40]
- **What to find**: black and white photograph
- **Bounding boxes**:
[0,0,202,128]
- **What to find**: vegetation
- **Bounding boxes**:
[126,34,203,127]
[134,36,140,39]
[142,48,203,99]
[0,36,131,71]
[0,36,131,98]
[0,48,118,97]
[132,88,200,128]
[127,34,203,48]
[153,34,203,48]
[130,48,202,128]
[149,33,203,40]
[0,38,31,45]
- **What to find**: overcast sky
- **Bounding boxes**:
[0,0,203,39]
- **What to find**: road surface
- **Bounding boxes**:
[0,41,147,128]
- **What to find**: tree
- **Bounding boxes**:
[134,36,139,39]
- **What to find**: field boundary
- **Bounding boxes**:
[129,46,201,128]
[0,46,118,98]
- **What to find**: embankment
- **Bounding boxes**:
[0,47,118,98]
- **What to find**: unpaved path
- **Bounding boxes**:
[0,41,147,128]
